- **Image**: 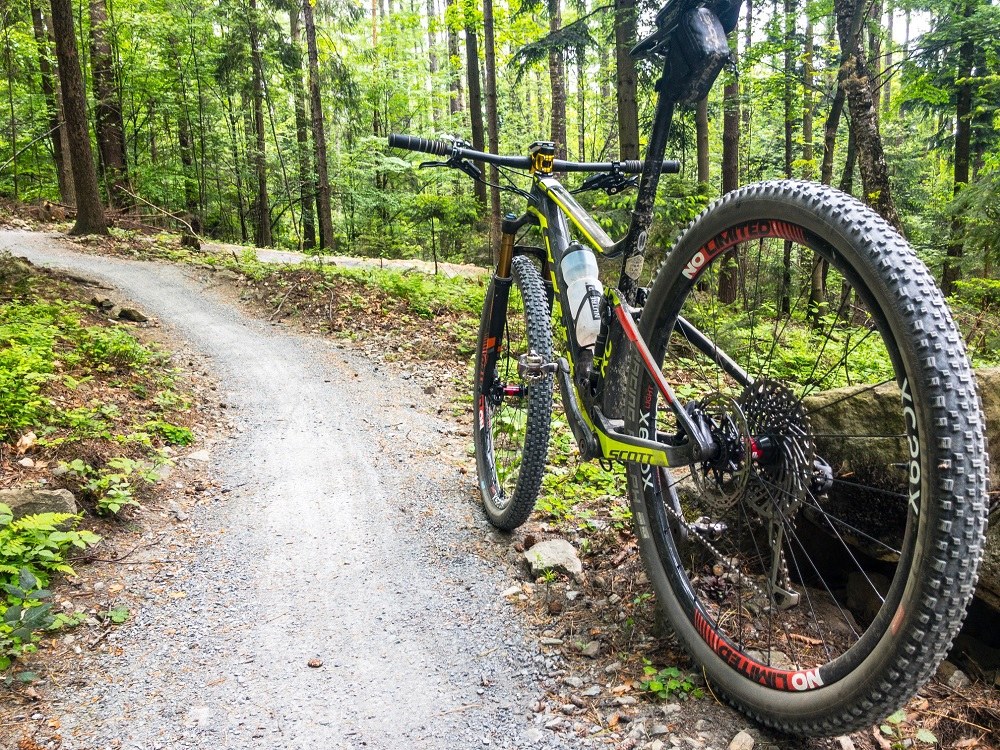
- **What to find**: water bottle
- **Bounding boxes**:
[561,243,604,349]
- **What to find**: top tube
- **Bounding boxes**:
[387,133,680,175]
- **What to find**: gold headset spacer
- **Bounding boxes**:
[529,141,556,174]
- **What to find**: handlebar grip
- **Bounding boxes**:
[387,133,451,156]
[619,160,681,174]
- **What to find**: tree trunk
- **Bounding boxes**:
[834,0,902,232]
[248,0,271,247]
[613,0,639,160]
[88,0,129,208]
[303,0,334,250]
[882,0,893,118]
[576,47,585,161]
[30,1,74,205]
[445,0,463,114]
[547,0,567,160]
[464,22,486,205]
[942,0,974,295]
[482,0,501,240]
[289,5,315,250]
[427,0,441,126]
[178,112,199,223]
[719,61,740,304]
[49,0,107,235]
[696,97,709,186]
[803,18,814,179]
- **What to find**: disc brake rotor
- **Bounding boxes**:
[689,393,752,514]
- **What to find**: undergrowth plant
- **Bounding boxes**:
[0,504,100,669]
[639,660,704,701]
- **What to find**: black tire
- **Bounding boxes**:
[624,181,989,735]
[474,255,553,531]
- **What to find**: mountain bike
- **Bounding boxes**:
[388,0,988,735]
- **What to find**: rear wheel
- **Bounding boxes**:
[625,181,988,734]
[473,255,553,531]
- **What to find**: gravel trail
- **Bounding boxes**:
[1,231,569,750]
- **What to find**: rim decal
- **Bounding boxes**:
[682,220,808,281]
[694,608,825,692]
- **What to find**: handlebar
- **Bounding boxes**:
[387,133,680,175]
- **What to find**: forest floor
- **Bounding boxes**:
[0,219,997,750]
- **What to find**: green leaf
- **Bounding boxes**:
[108,606,130,624]
[914,729,937,744]
[16,671,36,683]
[887,709,906,725]
[0,656,10,671]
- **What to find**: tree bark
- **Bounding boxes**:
[696,97,709,186]
[30,1,75,205]
[613,0,639,160]
[834,0,902,232]
[445,0,464,114]
[49,0,107,235]
[942,0,975,295]
[719,60,740,304]
[547,0,567,160]
[482,0,501,240]
[248,0,271,247]
[303,0,334,250]
[464,21,486,205]
[882,0,893,118]
[88,0,129,208]
[289,5,316,250]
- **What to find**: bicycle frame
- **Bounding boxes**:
[480,84,729,471]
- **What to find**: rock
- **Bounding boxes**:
[117,307,149,323]
[614,696,637,706]
[937,660,971,689]
[524,538,582,577]
[186,449,211,462]
[215,269,242,281]
[650,724,670,737]
[807,368,1000,611]
[17,457,35,468]
[0,488,77,518]
[540,637,564,646]
[836,736,856,750]
[563,676,584,689]
[580,640,601,658]
[728,731,754,750]
[581,685,601,697]
[91,296,114,311]
[662,703,681,716]
[846,571,890,625]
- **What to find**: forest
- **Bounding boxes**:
[0,0,998,299]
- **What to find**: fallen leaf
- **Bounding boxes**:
[872,727,892,750]
[167,591,187,599]
[16,432,37,455]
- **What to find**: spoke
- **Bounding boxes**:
[802,378,894,417]
[799,326,881,398]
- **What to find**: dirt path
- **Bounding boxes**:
[0,230,570,750]
[205,240,488,278]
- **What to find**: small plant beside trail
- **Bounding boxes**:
[0,504,100,670]
[0,252,196,674]
[0,253,193,516]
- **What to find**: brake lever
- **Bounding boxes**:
[418,157,483,182]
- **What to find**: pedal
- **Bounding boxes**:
[517,352,558,381]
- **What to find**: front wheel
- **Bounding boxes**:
[473,255,553,531]
[625,181,988,735]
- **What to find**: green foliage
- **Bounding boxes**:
[0,504,101,584]
[639,660,704,701]
[0,505,100,668]
[879,709,938,747]
[62,458,159,514]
